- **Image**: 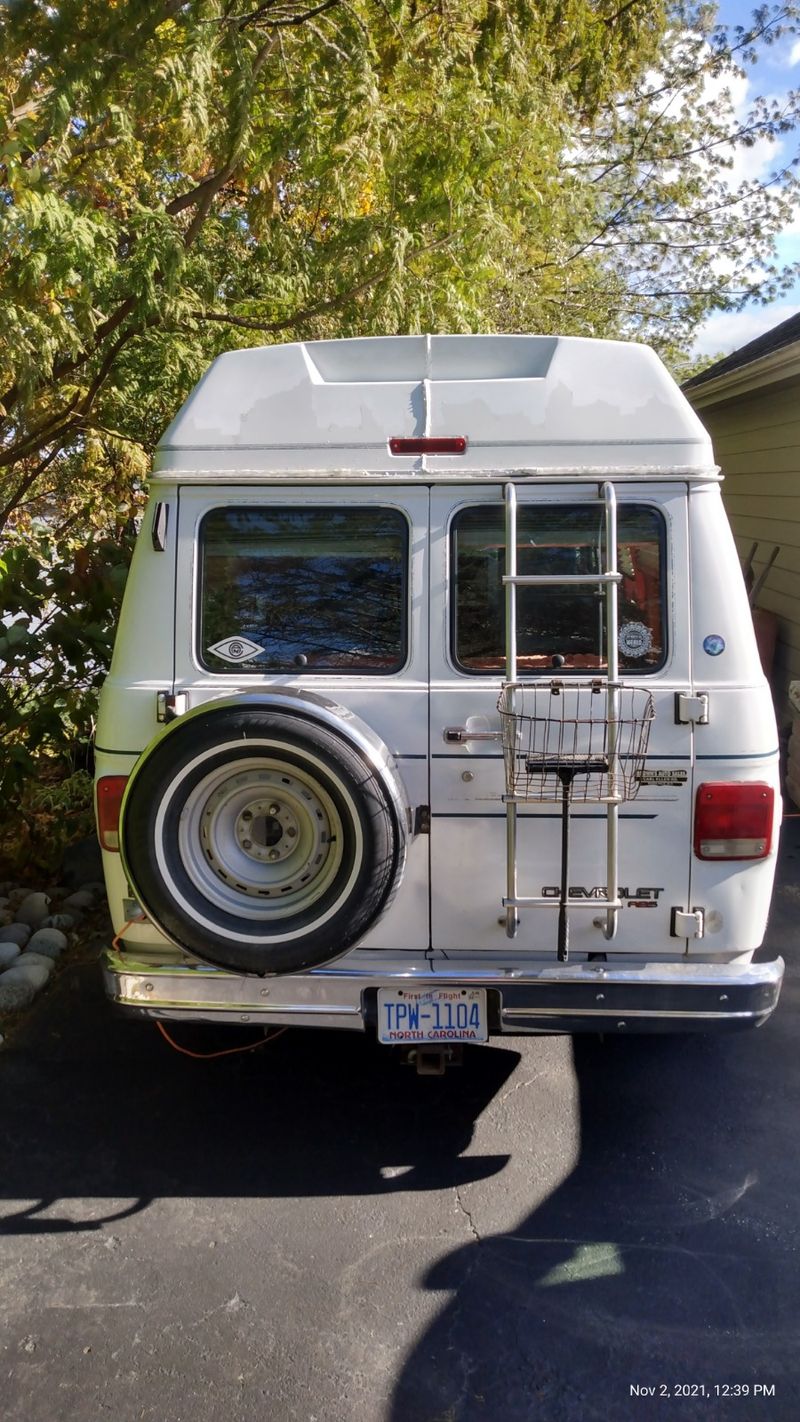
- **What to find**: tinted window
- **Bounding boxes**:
[452,504,665,674]
[199,507,408,674]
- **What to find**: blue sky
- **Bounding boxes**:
[693,0,800,355]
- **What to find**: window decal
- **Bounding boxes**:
[618,622,653,658]
[206,636,265,664]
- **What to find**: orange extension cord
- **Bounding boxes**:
[112,922,288,1060]
[155,1021,288,1059]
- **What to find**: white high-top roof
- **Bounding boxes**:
[152,334,716,480]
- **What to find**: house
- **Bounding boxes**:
[684,311,800,722]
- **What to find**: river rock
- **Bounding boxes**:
[16,893,52,927]
[0,923,32,947]
[17,951,55,976]
[27,928,69,957]
[0,978,36,1011]
[40,914,76,932]
[0,943,21,968]
[1,959,50,991]
[62,889,95,911]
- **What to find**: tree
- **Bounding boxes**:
[1,1,798,818]
[1,0,670,535]
[2,1,798,533]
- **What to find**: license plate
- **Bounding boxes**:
[377,987,488,1045]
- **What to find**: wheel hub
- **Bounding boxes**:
[186,762,342,913]
[234,798,299,863]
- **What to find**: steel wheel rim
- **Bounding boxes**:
[177,755,345,920]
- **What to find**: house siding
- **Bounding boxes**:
[691,379,800,722]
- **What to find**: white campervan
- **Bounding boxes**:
[95,335,784,1054]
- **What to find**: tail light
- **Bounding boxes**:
[694,782,774,860]
[96,776,128,852]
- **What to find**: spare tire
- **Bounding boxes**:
[120,702,407,975]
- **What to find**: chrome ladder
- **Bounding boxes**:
[502,480,624,955]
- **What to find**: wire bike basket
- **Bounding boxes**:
[497,678,655,962]
[497,680,655,805]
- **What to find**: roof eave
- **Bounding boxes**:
[686,341,800,409]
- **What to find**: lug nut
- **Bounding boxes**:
[269,849,280,861]
[242,810,253,822]
[287,826,297,838]
[242,838,252,849]
[269,803,280,816]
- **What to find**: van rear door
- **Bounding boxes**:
[171,483,431,959]
[428,482,694,959]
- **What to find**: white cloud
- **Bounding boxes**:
[790,40,800,67]
[692,302,800,356]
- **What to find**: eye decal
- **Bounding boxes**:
[207,637,264,663]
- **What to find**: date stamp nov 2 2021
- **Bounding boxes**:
[630,1384,776,1400]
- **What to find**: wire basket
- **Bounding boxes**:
[497,680,655,804]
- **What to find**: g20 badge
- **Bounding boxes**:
[703,634,725,657]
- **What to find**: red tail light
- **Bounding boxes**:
[389,436,467,455]
[694,782,774,860]
[96,776,128,852]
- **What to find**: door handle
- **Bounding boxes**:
[443,727,502,745]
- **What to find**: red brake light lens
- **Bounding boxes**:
[389,436,467,455]
[96,776,128,852]
[694,782,774,860]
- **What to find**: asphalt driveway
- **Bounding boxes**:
[2,824,799,1422]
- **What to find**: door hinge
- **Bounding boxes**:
[151,501,169,552]
[670,907,705,939]
[674,691,709,725]
[156,691,188,723]
[414,805,431,835]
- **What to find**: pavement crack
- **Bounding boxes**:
[497,1073,539,1105]
[455,1186,481,1242]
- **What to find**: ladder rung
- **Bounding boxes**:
[504,896,624,911]
[502,572,622,586]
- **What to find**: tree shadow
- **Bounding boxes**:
[390,1024,799,1421]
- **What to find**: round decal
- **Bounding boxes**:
[703,634,726,657]
[618,621,652,658]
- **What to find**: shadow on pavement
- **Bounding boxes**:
[390,1032,799,1420]
[0,968,518,1234]
[390,823,800,1420]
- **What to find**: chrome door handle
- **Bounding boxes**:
[443,727,502,745]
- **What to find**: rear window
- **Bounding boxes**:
[199,506,408,674]
[451,503,666,674]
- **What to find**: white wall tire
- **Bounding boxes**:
[121,705,406,974]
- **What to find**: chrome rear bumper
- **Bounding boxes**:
[102,951,784,1035]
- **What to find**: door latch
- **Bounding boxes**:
[670,907,705,939]
[156,691,188,723]
[674,691,709,725]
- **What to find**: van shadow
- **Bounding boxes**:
[0,968,518,1235]
[390,1027,799,1421]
